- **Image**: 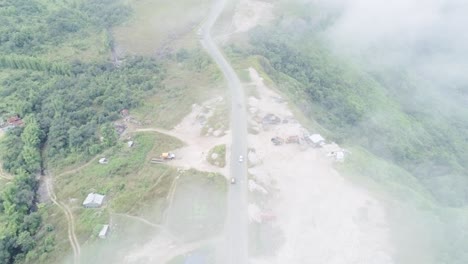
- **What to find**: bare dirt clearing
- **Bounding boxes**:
[134,96,231,176]
[246,68,395,263]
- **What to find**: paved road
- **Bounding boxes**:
[199,0,249,263]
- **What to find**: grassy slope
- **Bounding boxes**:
[116,0,225,130]
[113,0,211,55]
[132,56,223,130]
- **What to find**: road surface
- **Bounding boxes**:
[200,0,249,263]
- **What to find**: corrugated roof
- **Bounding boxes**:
[309,134,325,143]
[99,224,109,237]
[83,193,105,206]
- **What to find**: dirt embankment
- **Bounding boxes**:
[246,68,395,264]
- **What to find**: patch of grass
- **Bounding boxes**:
[166,170,226,241]
[44,132,183,261]
[42,29,109,63]
[339,146,435,206]
[133,57,224,129]
[113,0,211,55]
[66,170,226,264]
[238,68,251,83]
[25,205,69,264]
[206,144,226,168]
[201,100,230,136]
[77,213,160,263]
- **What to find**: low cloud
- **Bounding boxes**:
[315,0,468,88]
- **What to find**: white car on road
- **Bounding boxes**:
[239,155,244,162]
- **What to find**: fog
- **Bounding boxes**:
[317,0,468,98]
[305,1,468,263]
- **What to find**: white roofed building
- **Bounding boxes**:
[308,134,325,147]
[83,193,105,208]
[99,224,110,239]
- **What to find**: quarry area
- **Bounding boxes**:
[243,68,395,263]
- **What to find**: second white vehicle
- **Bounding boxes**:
[238,155,244,162]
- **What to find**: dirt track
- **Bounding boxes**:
[45,176,81,264]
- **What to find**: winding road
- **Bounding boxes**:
[200,0,249,263]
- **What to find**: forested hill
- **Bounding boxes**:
[0,0,130,57]
[0,1,165,263]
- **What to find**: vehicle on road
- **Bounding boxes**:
[239,155,244,162]
[231,177,236,184]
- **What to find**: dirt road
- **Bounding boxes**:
[200,0,249,263]
[45,175,81,264]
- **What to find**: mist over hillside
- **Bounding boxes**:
[246,1,468,262]
[263,0,468,206]
[321,0,468,199]
[318,0,468,103]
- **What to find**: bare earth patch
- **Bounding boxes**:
[136,96,230,176]
[247,68,395,264]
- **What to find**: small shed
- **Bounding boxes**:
[83,193,105,208]
[308,134,325,147]
[99,224,110,239]
[127,141,134,148]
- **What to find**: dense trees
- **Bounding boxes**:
[0,0,131,55]
[0,0,164,263]
[0,171,40,264]
[1,57,164,162]
[0,55,71,75]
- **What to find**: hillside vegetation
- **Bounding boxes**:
[0,0,165,263]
